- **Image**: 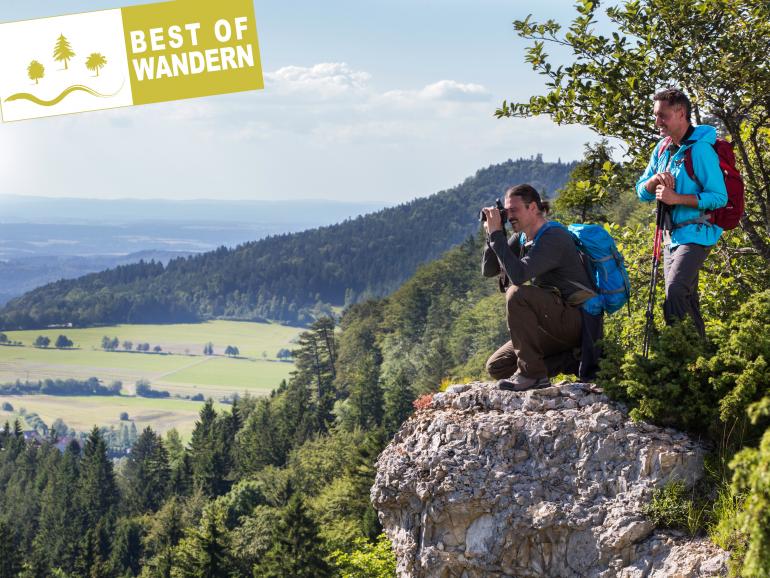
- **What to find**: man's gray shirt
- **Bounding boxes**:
[482,225,594,303]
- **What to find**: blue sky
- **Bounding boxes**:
[0,0,598,202]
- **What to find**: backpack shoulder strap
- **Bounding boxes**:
[683,146,701,189]
[532,221,565,244]
[656,137,672,159]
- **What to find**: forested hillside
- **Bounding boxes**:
[3,195,770,574]
[0,156,574,329]
[0,235,501,577]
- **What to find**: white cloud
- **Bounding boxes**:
[265,62,371,98]
[381,79,490,106]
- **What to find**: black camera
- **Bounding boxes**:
[478,198,506,223]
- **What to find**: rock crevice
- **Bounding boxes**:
[372,382,727,578]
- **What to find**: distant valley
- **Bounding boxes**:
[0,196,386,306]
[0,157,576,328]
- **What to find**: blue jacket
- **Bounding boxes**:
[636,124,727,247]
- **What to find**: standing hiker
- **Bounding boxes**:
[636,88,727,337]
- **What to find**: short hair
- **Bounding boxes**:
[653,88,692,122]
[505,184,550,214]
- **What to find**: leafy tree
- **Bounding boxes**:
[55,334,73,348]
[276,347,292,360]
[123,340,133,351]
[224,345,239,357]
[34,335,51,348]
[102,335,119,351]
[330,534,397,578]
[553,140,622,223]
[203,342,214,355]
[85,52,107,76]
[496,0,770,262]
[53,34,75,70]
[153,344,163,353]
[0,333,7,344]
[1,402,12,412]
[119,411,129,421]
[135,379,151,397]
[51,417,69,437]
[27,60,44,84]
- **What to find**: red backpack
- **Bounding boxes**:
[657,136,745,230]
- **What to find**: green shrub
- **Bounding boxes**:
[601,290,770,443]
[330,534,397,578]
[600,320,717,434]
[723,397,770,577]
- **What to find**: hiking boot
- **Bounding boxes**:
[497,373,551,391]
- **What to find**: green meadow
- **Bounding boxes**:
[0,395,229,438]
[0,320,302,435]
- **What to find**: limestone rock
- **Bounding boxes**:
[371,382,728,578]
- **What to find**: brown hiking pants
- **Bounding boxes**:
[486,285,582,380]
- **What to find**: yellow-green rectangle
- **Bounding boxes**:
[121,0,263,105]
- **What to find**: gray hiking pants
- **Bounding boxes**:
[486,285,582,380]
[663,243,711,337]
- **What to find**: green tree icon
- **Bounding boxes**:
[53,34,75,70]
[27,60,45,84]
[85,53,107,76]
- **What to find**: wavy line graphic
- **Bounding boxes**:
[4,84,122,107]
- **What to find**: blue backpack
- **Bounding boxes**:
[530,222,630,316]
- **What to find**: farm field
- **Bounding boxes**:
[0,395,228,438]
[0,320,302,435]
[2,320,301,358]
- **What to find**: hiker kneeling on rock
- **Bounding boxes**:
[481,184,603,391]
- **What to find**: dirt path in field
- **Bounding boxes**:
[155,355,213,379]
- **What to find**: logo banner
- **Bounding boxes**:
[0,0,263,122]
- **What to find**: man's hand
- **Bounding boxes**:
[655,184,678,205]
[645,171,675,194]
[482,206,503,233]
[656,184,698,207]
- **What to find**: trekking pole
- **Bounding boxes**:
[642,201,664,357]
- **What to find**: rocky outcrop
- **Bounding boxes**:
[371,382,728,578]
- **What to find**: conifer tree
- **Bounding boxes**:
[383,370,415,436]
[236,397,284,473]
[335,302,384,429]
[169,452,193,497]
[255,492,331,578]
[140,496,185,578]
[0,519,22,578]
[53,34,75,69]
[108,517,145,577]
[75,427,119,575]
[189,400,232,497]
[293,318,338,431]
[123,426,170,514]
[172,506,235,577]
[31,442,81,574]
